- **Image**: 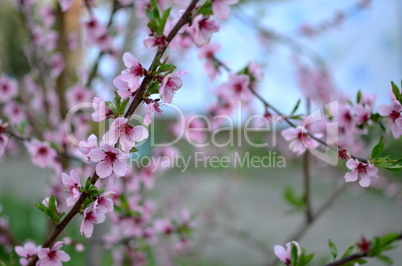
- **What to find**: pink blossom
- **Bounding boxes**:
[113,52,145,99]
[274,241,301,265]
[354,104,371,126]
[248,61,264,81]
[144,35,168,49]
[65,84,92,108]
[102,117,149,152]
[48,52,65,78]
[26,140,57,168]
[39,5,55,27]
[0,121,9,157]
[154,219,174,235]
[79,134,98,156]
[219,74,251,101]
[281,126,321,155]
[139,167,156,189]
[88,145,128,178]
[0,75,18,103]
[62,170,81,206]
[211,0,238,20]
[344,159,379,187]
[93,191,115,213]
[189,15,220,46]
[37,241,70,265]
[91,97,113,122]
[15,242,40,266]
[159,71,185,103]
[198,42,220,59]
[80,208,106,238]
[144,100,163,126]
[3,102,25,125]
[58,0,74,12]
[378,100,402,138]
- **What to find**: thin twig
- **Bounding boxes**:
[303,98,313,224]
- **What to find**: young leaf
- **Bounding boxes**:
[341,244,355,258]
[371,136,384,160]
[376,255,393,265]
[291,243,299,266]
[160,8,171,32]
[328,239,338,260]
[356,90,362,103]
[290,99,301,116]
[391,81,401,102]
[283,186,303,211]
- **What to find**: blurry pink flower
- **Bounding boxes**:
[144,35,168,49]
[211,0,238,20]
[102,117,149,152]
[220,74,251,101]
[274,241,301,265]
[113,52,145,99]
[248,61,264,81]
[3,102,25,125]
[189,15,220,46]
[93,191,115,213]
[159,71,186,103]
[84,17,103,38]
[344,159,379,187]
[67,31,79,51]
[378,100,402,138]
[139,167,156,189]
[15,242,40,266]
[0,75,18,103]
[39,5,55,27]
[198,42,220,59]
[0,121,9,157]
[26,140,57,168]
[354,104,371,126]
[62,170,81,206]
[88,145,128,178]
[58,0,74,12]
[91,97,113,122]
[154,219,174,235]
[281,126,321,155]
[65,84,92,108]
[37,241,70,265]
[48,52,65,78]
[144,100,163,126]
[75,243,84,252]
[79,134,98,156]
[80,208,106,238]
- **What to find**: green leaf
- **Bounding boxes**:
[391,81,401,102]
[160,8,171,32]
[290,99,301,116]
[341,244,355,258]
[371,136,384,160]
[129,147,138,153]
[356,90,362,103]
[291,243,299,266]
[299,253,314,265]
[376,255,393,265]
[328,239,338,261]
[283,186,304,211]
[158,63,176,73]
[195,1,213,15]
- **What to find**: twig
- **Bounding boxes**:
[27,1,199,264]
[303,98,313,224]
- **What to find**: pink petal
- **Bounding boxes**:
[281,128,298,141]
[274,245,289,262]
[133,126,149,142]
[88,148,105,162]
[80,220,94,238]
[96,161,113,178]
[359,176,371,187]
[344,170,358,182]
[346,159,359,170]
[56,250,70,262]
[122,52,138,68]
[112,159,126,177]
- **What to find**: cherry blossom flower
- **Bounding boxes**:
[220,74,251,101]
[39,5,55,27]
[15,242,40,266]
[281,126,321,155]
[211,0,238,20]
[58,0,74,12]
[93,191,115,213]
[3,102,25,125]
[37,241,70,265]
[159,71,186,103]
[62,170,82,206]
[88,145,128,178]
[154,219,174,235]
[102,117,149,152]
[274,241,301,266]
[91,97,113,122]
[48,52,65,78]
[113,52,145,99]
[65,84,92,108]
[144,100,163,126]
[0,75,18,103]
[25,140,57,168]
[344,159,379,187]
[354,104,371,126]
[80,208,106,238]
[378,100,402,138]
[0,120,9,157]
[189,15,220,46]
[79,134,98,156]
[143,35,168,49]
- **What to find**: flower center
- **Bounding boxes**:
[104,151,117,166]
[357,163,367,174]
[48,250,57,260]
[38,147,48,156]
[389,110,400,122]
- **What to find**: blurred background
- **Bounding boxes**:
[1,0,402,265]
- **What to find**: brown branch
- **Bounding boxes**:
[27,1,199,264]
[303,98,313,224]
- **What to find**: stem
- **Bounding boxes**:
[0,225,21,246]
[27,1,199,264]
[303,99,313,224]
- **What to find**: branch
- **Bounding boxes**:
[27,1,199,264]
[302,99,313,224]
